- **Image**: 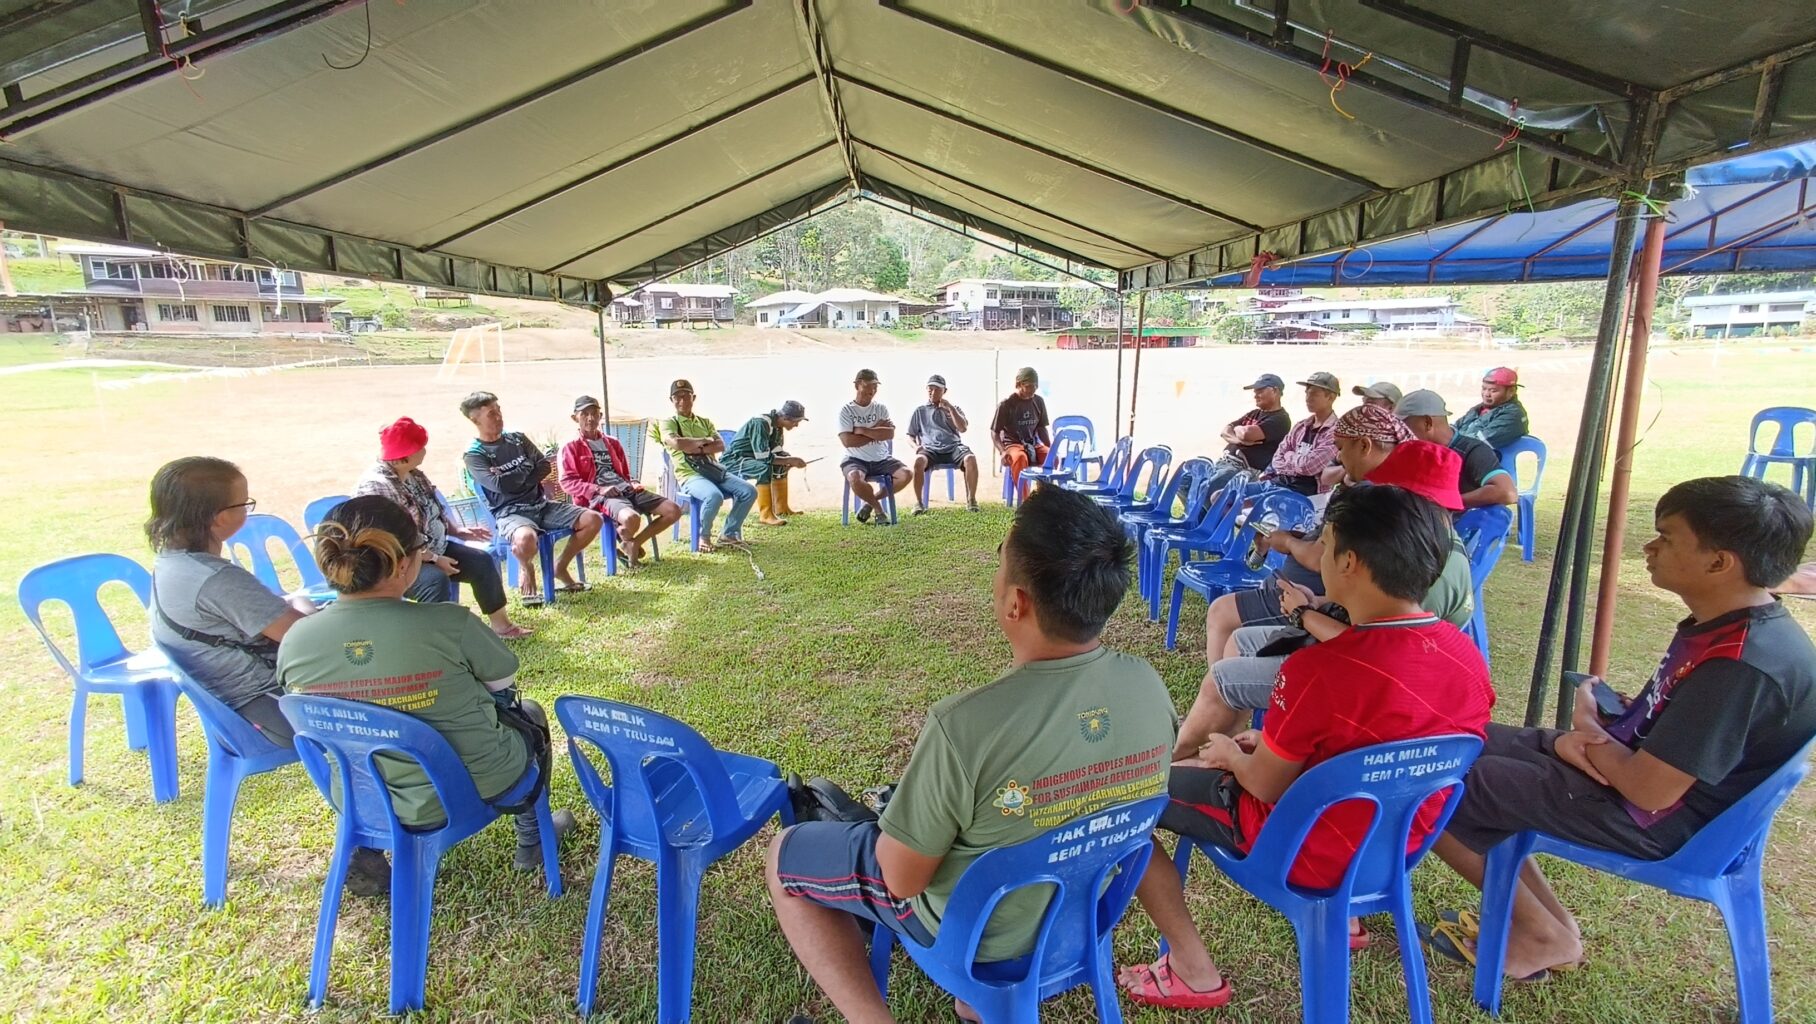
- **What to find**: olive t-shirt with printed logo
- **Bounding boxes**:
[277,599,524,827]
[877,646,1178,961]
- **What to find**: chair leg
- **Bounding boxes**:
[538,538,558,605]
[1472,833,1538,1016]
[1165,579,1186,650]
[200,749,247,908]
[137,682,181,804]
[307,835,354,1008]
[868,925,895,1001]
[577,834,619,1018]
[655,851,707,1023]
[1712,867,1775,1024]
[535,795,563,897]
[1294,905,1354,1024]
[123,688,149,751]
[388,839,439,1015]
[1393,882,1437,1024]
[603,521,618,577]
[1090,933,1127,1024]
[67,685,89,787]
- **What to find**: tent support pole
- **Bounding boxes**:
[1523,191,1643,727]
[1127,291,1147,436]
[596,302,612,427]
[1588,213,1667,677]
[1113,292,1125,435]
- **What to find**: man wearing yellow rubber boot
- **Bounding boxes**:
[724,399,810,526]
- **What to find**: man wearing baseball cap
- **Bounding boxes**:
[838,369,911,524]
[1261,371,1342,495]
[658,379,758,551]
[1216,373,1293,478]
[992,366,1052,500]
[1396,389,1517,508]
[1455,366,1530,451]
[559,396,682,567]
[1353,380,1404,411]
[908,374,981,513]
[460,390,602,604]
[723,400,810,526]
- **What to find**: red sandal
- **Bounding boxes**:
[1119,954,1234,1009]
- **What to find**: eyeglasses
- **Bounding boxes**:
[221,499,257,513]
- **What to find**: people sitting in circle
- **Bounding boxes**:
[1456,366,1531,451]
[1396,389,1518,508]
[1214,373,1292,482]
[722,399,809,526]
[1119,482,1495,1009]
[278,495,576,875]
[1424,476,1815,980]
[355,417,530,639]
[1353,380,1403,411]
[459,391,601,605]
[838,368,911,525]
[659,379,757,552]
[992,366,1052,500]
[908,373,981,514]
[146,457,388,895]
[766,486,1176,1022]
[559,395,681,568]
[1261,371,1341,496]
[1186,426,1478,751]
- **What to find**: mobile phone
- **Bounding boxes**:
[1564,670,1626,720]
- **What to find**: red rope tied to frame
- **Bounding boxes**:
[1496,98,1525,150]
[1243,251,1278,288]
[151,0,207,102]
[1318,29,1373,120]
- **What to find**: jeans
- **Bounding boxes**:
[408,540,507,615]
[679,473,757,538]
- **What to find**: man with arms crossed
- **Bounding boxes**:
[908,373,981,513]
[1214,373,1293,481]
[839,368,912,524]
[460,391,601,605]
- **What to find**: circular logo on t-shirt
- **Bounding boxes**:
[992,781,1031,817]
[343,640,376,666]
[1078,707,1112,742]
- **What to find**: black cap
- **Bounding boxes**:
[668,378,694,396]
[573,395,601,413]
[1243,373,1285,391]
[779,399,808,421]
[926,374,947,388]
[855,368,879,383]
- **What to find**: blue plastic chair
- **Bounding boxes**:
[1142,477,1254,620]
[1166,489,1317,649]
[226,514,337,604]
[1121,456,1212,544]
[279,694,563,1014]
[1062,436,1134,498]
[869,794,1169,1023]
[1013,425,1092,498]
[1050,413,1096,452]
[658,448,707,551]
[302,494,350,534]
[919,462,960,506]
[18,553,183,803]
[158,645,298,907]
[1496,436,1546,562]
[1740,406,1816,506]
[1473,734,1816,1021]
[467,496,584,603]
[1092,444,1172,515]
[1456,505,1514,666]
[555,696,791,1021]
[1173,735,1483,1024]
[843,441,902,525]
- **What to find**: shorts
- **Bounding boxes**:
[1443,723,1668,859]
[597,489,668,519]
[495,500,588,539]
[1233,583,1291,627]
[775,820,937,946]
[841,456,907,479]
[1209,626,1290,711]
[1157,765,1249,852]
[918,445,974,468]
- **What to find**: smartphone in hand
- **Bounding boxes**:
[1565,670,1627,720]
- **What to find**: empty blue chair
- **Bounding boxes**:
[843,441,902,525]
[1740,406,1816,505]
[1473,734,1816,1021]
[1166,489,1316,649]
[1142,477,1254,620]
[1456,505,1514,666]
[870,794,1169,1023]
[658,448,707,551]
[1174,735,1483,1024]
[302,494,350,534]
[19,553,183,803]
[160,646,298,907]
[1005,426,1090,503]
[1496,436,1547,562]
[226,514,337,604]
[556,696,791,1021]
[1121,456,1212,545]
[280,694,562,1014]
[1092,444,1172,515]
[1051,413,1104,480]
[1063,436,1134,499]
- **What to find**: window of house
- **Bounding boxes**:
[157,303,198,321]
[1769,302,1805,313]
[212,305,252,323]
[986,289,998,299]
[759,311,770,323]
[88,258,107,277]
[1739,304,1760,313]
[661,297,674,309]
[856,309,866,321]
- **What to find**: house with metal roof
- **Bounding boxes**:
[1682,291,1815,338]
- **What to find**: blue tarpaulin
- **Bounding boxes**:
[1206,145,1816,288]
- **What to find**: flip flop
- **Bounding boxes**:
[1418,921,1575,983]
[1119,955,1233,1010]
[1440,908,1480,940]
[1350,923,1372,951]
[518,591,545,608]
[556,581,589,593]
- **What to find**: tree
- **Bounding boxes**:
[1211,314,1259,343]
[870,239,909,292]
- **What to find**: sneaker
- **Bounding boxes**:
[513,808,578,871]
[856,504,873,523]
[345,846,390,898]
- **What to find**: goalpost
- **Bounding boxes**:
[436,322,505,380]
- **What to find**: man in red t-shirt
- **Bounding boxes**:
[1118,482,1495,1010]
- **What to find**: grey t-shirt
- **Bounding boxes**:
[586,437,632,494]
[908,403,966,452]
[151,550,289,709]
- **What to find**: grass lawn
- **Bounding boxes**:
[1,346,1814,1022]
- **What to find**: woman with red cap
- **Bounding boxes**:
[353,416,531,639]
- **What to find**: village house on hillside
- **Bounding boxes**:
[61,243,341,334]
[932,278,1073,330]
[1682,290,1814,338]
[617,282,737,327]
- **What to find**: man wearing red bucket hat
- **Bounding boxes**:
[1455,366,1530,451]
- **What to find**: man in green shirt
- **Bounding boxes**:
[767,486,1178,1021]
[656,379,757,551]
[722,399,809,526]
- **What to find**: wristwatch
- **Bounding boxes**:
[1287,605,1307,631]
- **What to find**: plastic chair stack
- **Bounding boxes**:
[1166,488,1317,649]
[19,553,184,803]
[301,494,350,534]
[1141,477,1253,620]
[226,514,337,604]
[1091,444,1172,515]
[1496,436,1546,562]
[1456,505,1514,666]
[869,794,1169,1023]
[555,696,791,1021]
[159,647,298,907]
[1173,735,1483,1024]
[279,694,563,1014]
[1740,406,1816,506]
[1473,734,1816,1022]
[1007,425,1091,503]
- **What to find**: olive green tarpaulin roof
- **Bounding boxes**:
[1,0,1813,305]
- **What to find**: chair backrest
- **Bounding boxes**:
[18,552,152,677]
[1224,488,1318,561]
[1183,476,1254,545]
[1118,445,1173,501]
[1151,457,1213,520]
[1496,436,1547,500]
[659,447,684,501]
[926,794,1168,979]
[1748,406,1816,458]
[1668,733,1816,874]
[718,429,737,451]
[1083,436,1134,488]
[1243,735,1482,898]
[158,642,289,757]
[227,514,328,595]
[279,693,488,838]
[1044,425,1091,473]
[1456,505,1515,592]
[554,695,747,846]
[302,495,351,534]
[1051,414,1096,451]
